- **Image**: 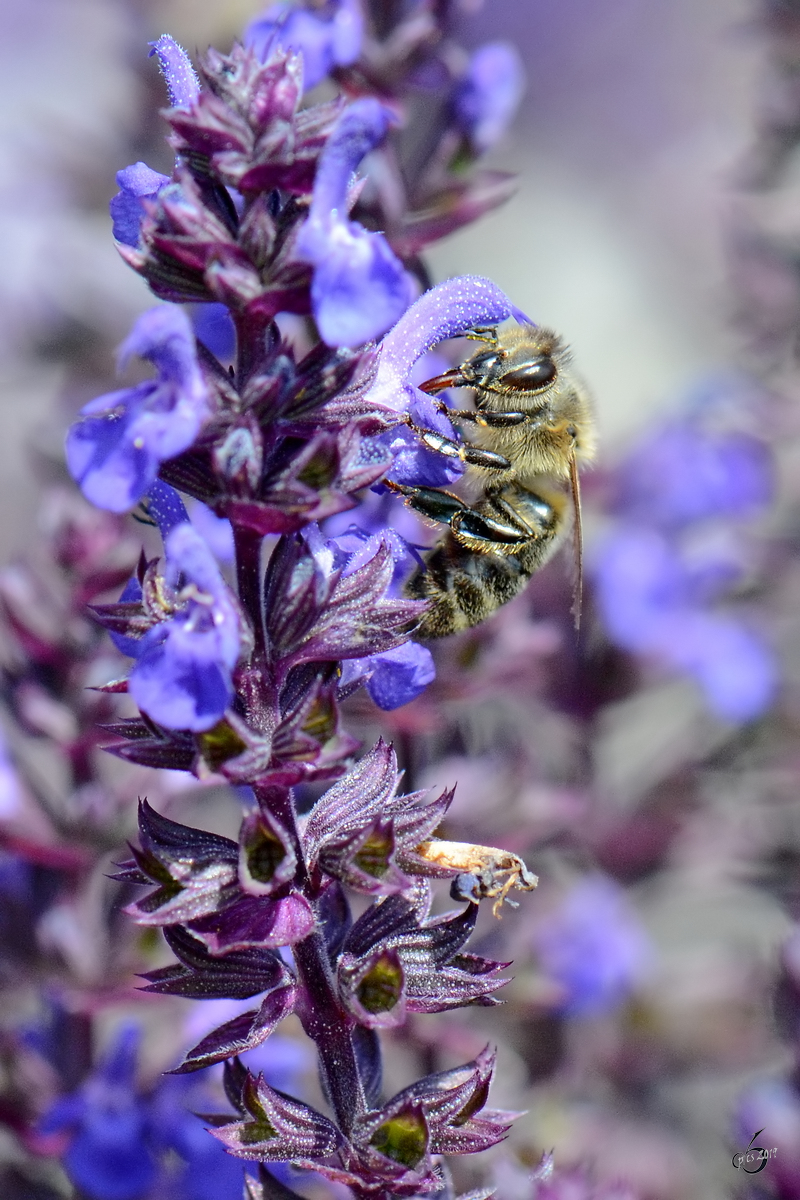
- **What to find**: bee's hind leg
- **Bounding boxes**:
[399,483,562,637]
[386,482,532,552]
[385,482,469,528]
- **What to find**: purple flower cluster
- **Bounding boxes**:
[245,0,364,91]
[55,23,535,1200]
[12,1,800,1197]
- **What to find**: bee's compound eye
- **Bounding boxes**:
[467,349,501,375]
[500,357,557,392]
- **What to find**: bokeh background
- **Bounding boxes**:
[2,2,799,1199]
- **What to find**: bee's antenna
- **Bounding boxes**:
[569,455,583,633]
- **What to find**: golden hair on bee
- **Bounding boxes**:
[391,321,595,635]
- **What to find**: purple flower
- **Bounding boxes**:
[378,390,465,486]
[245,0,363,90]
[128,523,242,732]
[65,306,209,513]
[191,302,236,362]
[105,481,191,657]
[592,528,689,652]
[148,1076,247,1200]
[616,419,774,528]
[593,526,777,723]
[534,876,651,1017]
[147,477,191,539]
[341,641,435,710]
[190,499,235,562]
[325,516,424,593]
[358,274,531,479]
[363,274,530,419]
[297,98,413,347]
[168,1114,247,1200]
[40,1026,157,1200]
[669,611,777,723]
[109,161,170,247]
[453,42,526,153]
[148,35,201,108]
[109,41,198,249]
[324,500,430,612]
[310,520,437,708]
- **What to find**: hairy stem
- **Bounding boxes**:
[253,780,367,1135]
[234,309,276,390]
[234,525,266,662]
[293,927,366,1135]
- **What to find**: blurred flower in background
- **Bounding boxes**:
[245,0,364,90]
[593,382,778,723]
[40,1026,159,1200]
[533,875,652,1017]
[452,41,526,155]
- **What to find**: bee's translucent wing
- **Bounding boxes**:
[569,455,583,632]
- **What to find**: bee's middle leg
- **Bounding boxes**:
[403,420,512,472]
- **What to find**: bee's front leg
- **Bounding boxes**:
[464,326,500,344]
[427,400,528,429]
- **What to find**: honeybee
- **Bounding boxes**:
[388,323,595,637]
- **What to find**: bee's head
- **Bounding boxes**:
[461,325,594,463]
[463,326,567,405]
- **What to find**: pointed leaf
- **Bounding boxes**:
[172,984,297,1072]
[122,802,240,923]
[140,925,287,999]
[305,739,399,854]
